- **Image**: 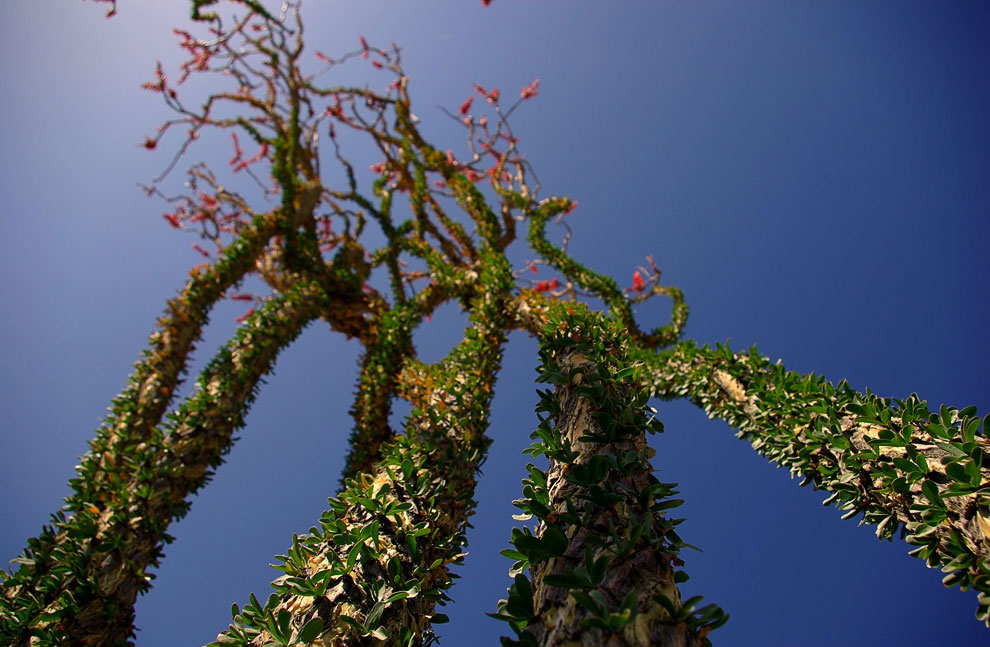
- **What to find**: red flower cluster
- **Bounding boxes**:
[141,62,176,99]
[235,308,256,324]
[520,79,540,100]
[174,29,213,84]
[631,271,645,292]
[535,277,561,292]
[199,193,217,209]
[472,83,500,105]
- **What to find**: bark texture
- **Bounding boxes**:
[529,352,699,647]
[497,310,716,647]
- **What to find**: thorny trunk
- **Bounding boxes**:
[526,351,700,647]
[1,280,340,647]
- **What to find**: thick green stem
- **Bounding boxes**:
[1,280,333,647]
[211,249,514,647]
[495,309,723,646]
[635,341,990,624]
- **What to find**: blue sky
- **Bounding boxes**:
[1,1,988,645]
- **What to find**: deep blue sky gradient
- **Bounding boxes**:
[1,1,988,645]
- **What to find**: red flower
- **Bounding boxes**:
[459,96,473,115]
[230,293,254,302]
[549,277,560,289]
[359,36,369,59]
[631,271,645,292]
[534,280,550,292]
[530,264,538,274]
[163,213,181,228]
[371,60,383,69]
[520,79,540,100]
[143,138,157,150]
[235,308,255,324]
[486,87,500,104]
[192,243,211,258]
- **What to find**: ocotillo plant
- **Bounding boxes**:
[1,2,987,646]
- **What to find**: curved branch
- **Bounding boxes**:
[526,201,688,349]
[211,247,514,647]
[635,341,990,625]
[1,279,334,647]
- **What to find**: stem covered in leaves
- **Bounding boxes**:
[493,307,723,646]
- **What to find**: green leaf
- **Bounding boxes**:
[968,457,983,486]
[946,462,969,484]
[387,557,402,583]
[541,525,568,556]
[894,457,919,475]
[652,592,677,616]
[830,435,851,450]
[385,590,410,603]
[297,617,324,644]
[277,609,291,640]
[681,595,704,614]
[364,602,385,631]
[571,591,603,615]
[406,533,419,561]
[921,479,943,506]
[346,543,363,571]
[338,615,362,631]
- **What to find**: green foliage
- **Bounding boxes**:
[493,307,724,645]
[2,2,986,645]
[636,340,990,625]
